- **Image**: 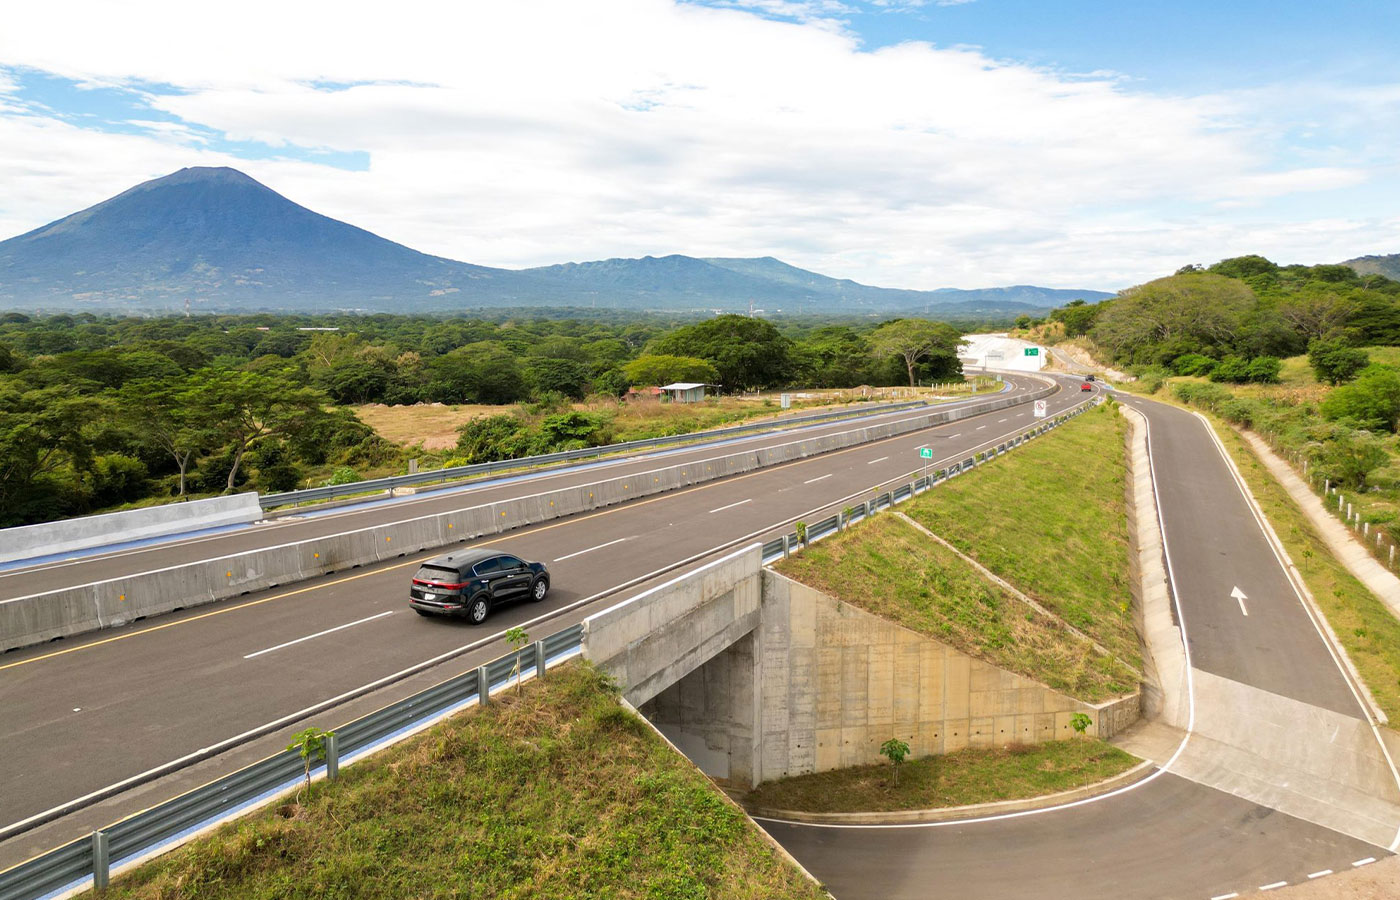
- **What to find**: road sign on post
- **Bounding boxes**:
[918,447,933,459]
[1033,400,1047,418]
[918,446,932,483]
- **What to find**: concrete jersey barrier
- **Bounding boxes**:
[0,382,1054,652]
[0,493,263,566]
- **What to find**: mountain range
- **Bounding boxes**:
[1342,253,1400,281]
[0,166,1114,316]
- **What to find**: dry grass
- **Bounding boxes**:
[104,663,825,900]
[351,402,503,450]
[746,739,1138,814]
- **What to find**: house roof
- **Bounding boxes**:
[659,382,709,390]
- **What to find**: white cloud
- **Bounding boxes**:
[0,0,1395,292]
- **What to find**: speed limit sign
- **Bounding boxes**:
[1033,400,1047,418]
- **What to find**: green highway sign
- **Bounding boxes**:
[1024,347,1040,356]
[919,447,933,459]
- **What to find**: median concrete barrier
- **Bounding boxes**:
[2,382,1057,652]
[0,493,263,565]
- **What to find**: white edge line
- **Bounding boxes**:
[1260,883,1288,892]
[757,401,1198,832]
[243,611,395,659]
[5,384,1054,605]
[552,537,630,562]
[0,384,1081,840]
[1192,410,1400,851]
[1211,893,1239,900]
[1307,869,1332,879]
[1353,857,1376,867]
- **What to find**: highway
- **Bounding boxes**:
[0,383,1038,602]
[763,380,1400,899]
[0,372,1071,864]
[7,370,1392,899]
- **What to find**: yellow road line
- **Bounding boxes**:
[1,386,1053,672]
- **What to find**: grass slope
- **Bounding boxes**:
[105,664,824,900]
[902,402,1140,669]
[746,739,1139,814]
[773,404,1139,701]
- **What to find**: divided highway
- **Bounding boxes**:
[763,378,1399,900]
[0,373,1073,863]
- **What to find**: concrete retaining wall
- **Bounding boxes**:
[2,383,1053,652]
[758,571,1140,780]
[0,493,262,565]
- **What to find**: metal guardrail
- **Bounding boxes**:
[0,624,586,900]
[760,402,1093,563]
[260,395,967,509]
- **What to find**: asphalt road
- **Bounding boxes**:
[0,382,1042,601]
[0,373,1081,849]
[763,773,1380,900]
[761,380,1394,900]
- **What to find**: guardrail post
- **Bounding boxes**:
[782,534,791,558]
[476,665,491,704]
[324,732,339,781]
[92,830,109,890]
[533,640,547,677]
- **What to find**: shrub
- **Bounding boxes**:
[1245,356,1282,384]
[1309,339,1370,386]
[1172,353,1217,377]
[1208,356,1252,383]
[1322,365,1400,433]
[323,466,361,486]
[90,453,149,506]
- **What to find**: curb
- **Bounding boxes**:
[746,759,1156,825]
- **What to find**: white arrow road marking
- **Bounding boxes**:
[244,611,394,659]
[1232,586,1249,616]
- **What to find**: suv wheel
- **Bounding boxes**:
[467,595,490,624]
[530,576,549,602]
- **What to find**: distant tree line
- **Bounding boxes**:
[0,310,965,526]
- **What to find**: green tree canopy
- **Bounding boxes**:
[1092,273,1254,365]
[621,355,720,387]
[1322,364,1400,432]
[1308,339,1370,386]
[646,315,792,392]
[866,319,962,387]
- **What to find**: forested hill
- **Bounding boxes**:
[1041,254,1400,372]
[1343,254,1400,281]
[0,166,1110,315]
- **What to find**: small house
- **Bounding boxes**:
[659,382,709,403]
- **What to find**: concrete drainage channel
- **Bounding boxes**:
[0,397,1098,900]
[1,379,1056,653]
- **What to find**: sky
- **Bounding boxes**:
[1,0,1398,293]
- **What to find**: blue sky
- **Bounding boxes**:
[0,0,1397,291]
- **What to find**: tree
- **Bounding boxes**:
[0,386,106,525]
[1308,339,1369,385]
[879,737,911,787]
[1092,274,1254,365]
[116,378,214,497]
[1050,300,1101,338]
[621,355,720,387]
[647,315,792,392]
[1322,365,1400,433]
[867,319,962,387]
[188,370,330,492]
[286,727,333,802]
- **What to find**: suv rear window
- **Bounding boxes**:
[414,565,461,584]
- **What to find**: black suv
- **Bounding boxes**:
[409,548,550,624]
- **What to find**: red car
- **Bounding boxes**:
[1080,382,1093,392]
